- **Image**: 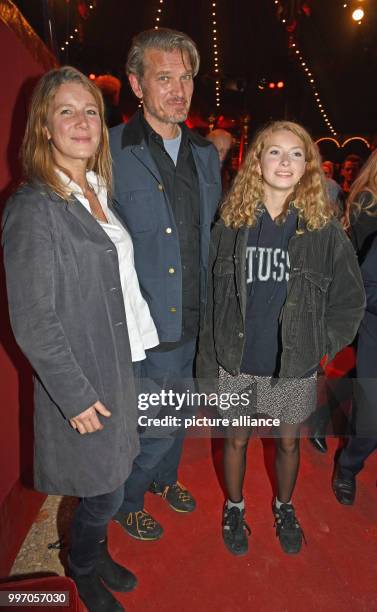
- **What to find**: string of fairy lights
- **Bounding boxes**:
[290,39,338,137]
[60,27,79,53]
[273,0,337,136]
[153,0,164,30]
[210,1,221,110]
[59,1,96,55]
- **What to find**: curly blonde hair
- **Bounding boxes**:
[343,149,377,230]
[221,120,332,230]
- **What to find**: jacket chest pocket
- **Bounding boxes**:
[283,270,330,352]
[304,270,331,294]
[303,270,331,313]
[116,189,156,233]
[304,270,331,355]
[213,257,236,302]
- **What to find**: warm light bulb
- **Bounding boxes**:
[352,8,364,21]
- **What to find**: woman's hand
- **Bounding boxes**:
[70,401,111,434]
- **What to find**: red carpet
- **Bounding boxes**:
[108,436,377,612]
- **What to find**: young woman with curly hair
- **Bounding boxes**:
[197,121,365,556]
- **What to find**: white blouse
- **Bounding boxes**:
[60,170,159,361]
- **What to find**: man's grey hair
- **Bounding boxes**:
[126,28,200,80]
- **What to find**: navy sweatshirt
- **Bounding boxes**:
[240,207,297,376]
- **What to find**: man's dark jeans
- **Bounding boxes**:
[120,339,197,514]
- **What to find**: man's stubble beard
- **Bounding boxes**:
[142,94,190,125]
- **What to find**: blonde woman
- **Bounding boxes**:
[2,66,158,612]
[198,121,365,556]
[344,149,377,255]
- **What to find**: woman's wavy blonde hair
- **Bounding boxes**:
[21,66,112,199]
[221,120,332,230]
[343,149,377,230]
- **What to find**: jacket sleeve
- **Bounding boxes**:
[325,224,366,361]
[196,221,224,392]
[2,190,99,419]
[360,233,377,316]
[363,282,377,316]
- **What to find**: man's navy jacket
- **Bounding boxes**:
[110,112,221,343]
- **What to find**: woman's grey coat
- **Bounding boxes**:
[2,183,140,497]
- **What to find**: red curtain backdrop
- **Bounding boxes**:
[0,1,57,577]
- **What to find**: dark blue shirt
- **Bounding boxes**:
[240,207,297,376]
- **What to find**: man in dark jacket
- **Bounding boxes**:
[110,28,221,540]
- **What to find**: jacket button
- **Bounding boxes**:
[238,332,244,338]
[170,307,177,313]
[106,248,113,253]
[168,267,175,274]
[115,321,124,326]
[110,287,118,292]
[158,184,164,191]
[165,227,172,234]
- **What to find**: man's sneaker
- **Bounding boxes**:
[273,502,305,554]
[113,510,163,541]
[149,481,196,513]
[222,505,251,556]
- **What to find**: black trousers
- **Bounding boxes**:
[69,484,124,574]
[338,436,377,479]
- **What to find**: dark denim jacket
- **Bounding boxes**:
[197,216,366,382]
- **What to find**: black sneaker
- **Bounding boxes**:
[273,503,305,554]
[149,481,196,513]
[113,510,163,541]
[222,505,251,556]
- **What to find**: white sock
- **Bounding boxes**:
[275,497,291,509]
[227,498,245,511]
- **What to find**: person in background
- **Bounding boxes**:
[345,149,377,256]
[197,120,365,556]
[206,128,234,193]
[320,159,344,218]
[340,154,362,195]
[333,150,377,504]
[95,74,123,127]
[206,128,233,166]
[110,28,221,542]
[2,66,159,612]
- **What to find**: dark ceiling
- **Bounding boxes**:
[12,0,377,138]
